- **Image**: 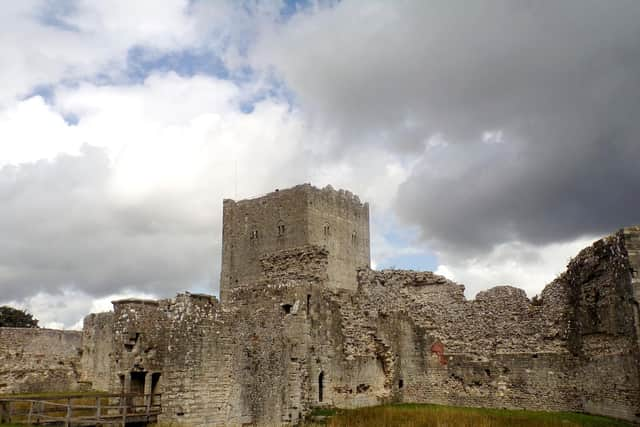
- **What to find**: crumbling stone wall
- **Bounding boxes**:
[76,177,640,427]
[79,312,114,391]
[560,229,640,421]
[6,185,639,425]
[81,229,640,426]
[0,328,84,394]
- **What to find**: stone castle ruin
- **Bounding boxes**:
[1,183,640,425]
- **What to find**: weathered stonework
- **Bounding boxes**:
[0,327,85,394]
[2,184,639,426]
[220,184,370,301]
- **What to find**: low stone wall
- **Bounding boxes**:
[0,327,84,394]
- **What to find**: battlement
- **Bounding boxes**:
[219,184,370,302]
[224,183,367,207]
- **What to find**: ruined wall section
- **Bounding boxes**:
[306,186,370,291]
[112,299,168,386]
[224,245,330,426]
[79,216,640,425]
[561,230,640,421]
[158,294,238,426]
[228,283,313,426]
[80,312,114,391]
[326,269,579,412]
[623,226,640,310]
[0,328,84,394]
[332,230,640,422]
[109,294,242,426]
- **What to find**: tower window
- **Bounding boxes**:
[250,229,259,240]
[278,223,286,236]
[323,223,330,237]
[351,231,357,245]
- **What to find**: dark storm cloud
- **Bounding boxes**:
[0,145,220,302]
[255,0,640,252]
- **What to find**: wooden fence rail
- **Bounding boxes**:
[0,393,161,426]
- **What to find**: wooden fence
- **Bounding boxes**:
[0,393,161,426]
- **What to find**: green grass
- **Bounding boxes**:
[303,404,633,427]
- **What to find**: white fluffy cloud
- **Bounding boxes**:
[0,70,414,327]
[435,236,599,298]
[2,1,636,328]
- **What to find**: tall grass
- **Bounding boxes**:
[305,404,632,427]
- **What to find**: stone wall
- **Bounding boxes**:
[306,185,370,292]
[81,229,640,425]
[5,184,639,425]
[561,229,640,421]
[62,211,640,427]
[0,327,84,394]
[220,185,311,301]
[79,312,114,391]
[220,184,370,301]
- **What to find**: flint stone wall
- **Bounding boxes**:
[0,327,84,394]
[83,229,640,425]
[80,312,114,391]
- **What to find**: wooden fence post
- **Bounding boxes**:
[146,393,151,417]
[121,394,126,427]
[0,401,9,423]
[96,396,102,426]
[65,397,72,427]
[27,401,34,425]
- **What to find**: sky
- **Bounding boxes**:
[1,0,639,329]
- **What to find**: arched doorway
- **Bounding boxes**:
[318,371,324,403]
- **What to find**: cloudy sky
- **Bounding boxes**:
[2,0,639,329]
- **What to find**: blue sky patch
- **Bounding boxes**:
[36,0,79,32]
[126,47,230,83]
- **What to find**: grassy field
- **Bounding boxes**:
[303,404,633,427]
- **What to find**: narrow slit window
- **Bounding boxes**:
[351,231,357,245]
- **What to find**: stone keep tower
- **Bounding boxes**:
[219,184,370,301]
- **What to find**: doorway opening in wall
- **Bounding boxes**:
[318,371,324,403]
[151,373,161,394]
[130,371,146,395]
[399,379,404,389]
[119,374,125,393]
